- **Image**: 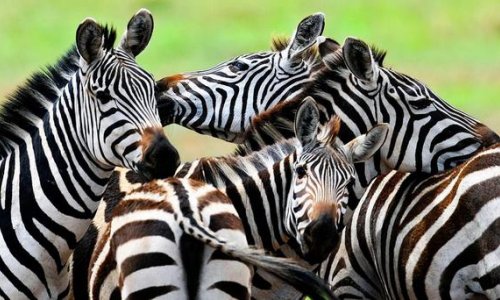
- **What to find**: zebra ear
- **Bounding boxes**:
[343,123,388,163]
[343,37,376,82]
[317,36,341,58]
[288,13,325,60]
[120,8,154,57]
[76,18,104,64]
[295,97,320,146]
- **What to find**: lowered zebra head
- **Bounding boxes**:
[288,97,388,263]
[156,13,325,142]
[318,36,499,173]
[75,9,180,179]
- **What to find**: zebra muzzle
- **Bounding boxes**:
[302,212,339,264]
[137,127,180,180]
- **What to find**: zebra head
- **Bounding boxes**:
[288,97,388,263]
[318,37,499,173]
[75,9,180,179]
[156,13,325,142]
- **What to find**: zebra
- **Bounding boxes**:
[0,9,179,299]
[67,13,326,296]
[319,143,500,299]
[88,177,336,300]
[231,38,498,298]
[71,34,499,298]
[235,36,499,219]
[83,98,388,299]
[156,13,325,142]
[219,36,498,297]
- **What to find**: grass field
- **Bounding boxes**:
[0,0,498,161]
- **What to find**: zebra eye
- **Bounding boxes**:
[295,165,307,179]
[96,90,113,104]
[228,61,249,73]
[408,98,433,110]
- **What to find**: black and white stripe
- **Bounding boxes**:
[174,99,386,298]
[72,99,384,298]
[156,13,325,142]
[88,177,335,300]
[236,36,499,218]
[319,143,500,299]
[0,10,179,299]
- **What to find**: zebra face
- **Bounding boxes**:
[76,10,180,179]
[319,37,498,173]
[156,13,325,142]
[288,98,388,263]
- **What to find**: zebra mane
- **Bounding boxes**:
[235,98,302,156]
[324,44,387,69]
[317,115,341,145]
[271,36,319,63]
[202,139,299,186]
[204,113,341,185]
[0,26,116,157]
[271,36,290,52]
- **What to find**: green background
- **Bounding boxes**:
[0,0,498,161]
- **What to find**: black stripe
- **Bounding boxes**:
[120,252,176,279]
[179,234,204,300]
[125,285,179,300]
[111,220,176,248]
[209,281,250,300]
[72,224,98,300]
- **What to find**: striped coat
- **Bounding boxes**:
[320,144,500,299]
[0,9,179,299]
[88,177,335,300]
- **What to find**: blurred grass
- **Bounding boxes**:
[0,0,498,162]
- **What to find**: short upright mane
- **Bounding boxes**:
[203,138,298,184]
[0,25,117,158]
[271,36,319,63]
[325,44,387,70]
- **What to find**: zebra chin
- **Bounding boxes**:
[300,213,339,264]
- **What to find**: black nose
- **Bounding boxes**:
[303,213,339,264]
[138,133,180,180]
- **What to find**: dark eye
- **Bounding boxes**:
[295,165,307,179]
[96,90,113,104]
[409,98,433,110]
[229,61,249,73]
[388,87,396,94]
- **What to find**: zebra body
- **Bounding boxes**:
[89,177,335,300]
[89,178,253,300]
[0,10,179,299]
[320,143,500,299]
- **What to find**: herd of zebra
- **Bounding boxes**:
[0,7,498,300]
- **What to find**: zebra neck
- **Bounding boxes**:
[0,75,114,291]
[49,86,114,204]
[183,150,299,253]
